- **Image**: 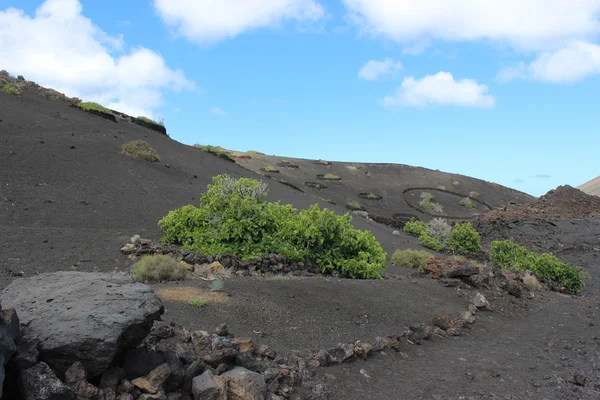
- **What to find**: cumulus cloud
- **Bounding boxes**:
[358,58,403,80]
[498,42,600,83]
[382,72,495,109]
[210,107,228,117]
[153,0,325,44]
[342,0,600,52]
[0,0,193,117]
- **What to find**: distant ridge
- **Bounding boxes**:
[578,176,600,197]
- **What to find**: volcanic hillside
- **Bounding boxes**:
[578,175,600,197]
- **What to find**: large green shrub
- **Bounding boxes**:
[490,240,585,293]
[447,222,482,253]
[391,249,434,269]
[2,84,20,95]
[158,175,387,279]
[403,219,427,236]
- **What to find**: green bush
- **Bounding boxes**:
[366,193,379,199]
[210,279,224,292]
[458,197,476,209]
[420,192,434,201]
[447,222,482,252]
[391,249,434,269]
[158,174,387,279]
[346,200,361,210]
[490,240,585,293]
[264,166,279,172]
[122,140,160,162]
[418,233,443,251]
[131,254,188,282]
[323,173,341,180]
[194,145,234,161]
[189,298,206,307]
[419,198,444,214]
[79,101,112,114]
[2,84,20,95]
[403,219,427,236]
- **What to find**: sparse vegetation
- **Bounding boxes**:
[322,173,341,180]
[2,84,20,95]
[131,254,188,282]
[419,192,444,214]
[346,200,362,210]
[458,197,476,209]
[78,101,113,114]
[247,150,265,155]
[447,222,482,253]
[159,174,387,279]
[469,191,480,198]
[189,297,207,307]
[490,240,585,294]
[194,145,234,161]
[426,218,452,245]
[137,116,164,126]
[366,193,379,199]
[323,198,335,205]
[264,166,279,172]
[209,279,224,292]
[122,140,160,162]
[391,249,434,270]
[315,160,331,165]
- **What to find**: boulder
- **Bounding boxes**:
[2,271,164,378]
[20,362,74,400]
[132,363,172,394]
[192,367,266,400]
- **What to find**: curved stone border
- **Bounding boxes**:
[279,180,304,193]
[277,162,300,169]
[345,204,367,212]
[304,182,327,190]
[358,193,383,201]
[402,187,492,219]
[260,168,280,174]
[131,118,168,136]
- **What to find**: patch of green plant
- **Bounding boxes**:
[315,159,331,165]
[2,84,20,95]
[346,200,361,210]
[458,197,476,209]
[418,233,443,251]
[247,150,265,155]
[391,249,434,269]
[189,297,207,307]
[403,219,427,236]
[447,222,482,253]
[264,166,279,172]
[158,174,387,279]
[209,279,224,292]
[420,192,434,201]
[122,140,160,162]
[131,254,188,282]
[490,240,585,294]
[137,115,164,126]
[419,198,444,214]
[78,101,112,114]
[194,145,234,161]
[322,173,341,180]
[366,193,379,200]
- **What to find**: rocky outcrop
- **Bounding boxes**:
[2,271,164,378]
[0,306,20,398]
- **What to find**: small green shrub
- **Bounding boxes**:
[469,191,480,198]
[158,174,387,279]
[391,249,434,269]
[194,145,234,161]
[419,198,444,214]
[189,297,206,307]
[447,222,482,253]
[122,140,160,162]
[2,84,20,95]
[79,102,112,114]
[323,173,341,180]
[491,240,585,293]
[209,279,224,292]
[458,197,476,209]
[247,150,265,155]
[264,166,279,172]
[366,193,379,200]
[420,192,434,201]
[403,219,427,236]
[346,200,361,210]
[418,233,443,251]
[137,116,164,126]
[131,254,188,282]
[323,198,335,205]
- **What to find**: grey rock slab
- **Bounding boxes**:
[2,271,164,378]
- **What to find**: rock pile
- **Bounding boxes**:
[121,239,323,278]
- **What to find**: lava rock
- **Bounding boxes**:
[2,272,164,379]
[20,362,74,400]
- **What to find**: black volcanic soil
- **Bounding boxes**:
[1,85,599,400]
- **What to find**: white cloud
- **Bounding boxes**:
[0,0,193,117]
[342,0,600,52]
[382,72,495,109]
[358,58,403,80]
[210,107,228,117]
[498,42,600,83]
[154,0,325,44]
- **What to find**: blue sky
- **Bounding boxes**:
[1,0,599,197]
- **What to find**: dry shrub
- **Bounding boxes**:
[131,254,187,282]
[391,249,435,270]
[122,140,160,162]
[157,287,227,304]
[426,218,452,245]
